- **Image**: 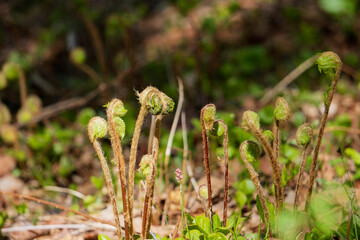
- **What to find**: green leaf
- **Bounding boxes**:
[236,213,252,236]
[239,179,255,195]
[256,195,265,224]
[225,214,236,229]
[234,191,247,208]
[212,214,221,230]
[266,201,276,229]
[319,0,356,16]
[15,202,28,214]
[214,227,231,236]
[0,211,8,228]
[186,213,196,224]
[77,108,96,126]
[235,237,247,240]
[98,234,111,240]
[90,176,104,190]
[207,232,227,240]
[345,148,360,165]
[195,214,211,235]
[184,225,202,240]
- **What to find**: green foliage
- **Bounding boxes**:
[199,185,209,200]
[210,120,225,137]
[0,103,11,125]
[88,117,108,142]
[256,197,275,230]
[274,97,291,121]
[319,0,357,16]
[77,108,96,126]
[296,124,313,147]
[262,130,274,145]
[16,108,32,124]
[309,190,343,235]
[202,104,216,130]
[113,116,126,139]
[70,47,87,64]
[15,202,28,215]
[182,213,249,240]
[316,52,341,106]
[345,147,360,166]
[233,179,256,208]
[258,105,274,125]
[107,99,128,117]
[90,176,104,190]
[2,62,19,80]
[0,211,8,229]
[240,141,261,162]
[241,111,260,131]
[139,154,153,177]
[0,72,7,90]
[276,210,307,240]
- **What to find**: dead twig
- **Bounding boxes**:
[0,191,116,227]
[260,55,318,106]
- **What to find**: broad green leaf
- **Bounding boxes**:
[225,214,236,229]
[239,179,255,195]
[187,224,207,236]
[186,213,196,224]
[208,232,227,240]
[214,227,231,236]
[195,214,211,235]
[266,201,276,229]
[235,191,247,208]
[212,214,221,230]
[345,148,360,165]
[184,227,202,240]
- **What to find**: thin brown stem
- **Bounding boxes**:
[306,55,342,210]
[0,191,116,227]
[239,144,269,225]
[260,55,318,106]
[107,112,131,240]
[294,144,310,210]
[93,140,122,239]
[200,116,213,213]
[272,119,281,208]
[148,115,156,153]
[17,66,27,107]
[223,129,229,227]
[145,116,162,236]
[141,161,156,240]
[71,61,102,84]
[129,104,148,235]
[80,13,107,82]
